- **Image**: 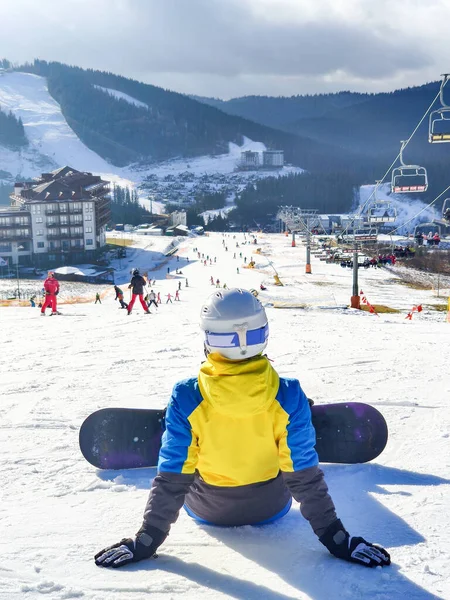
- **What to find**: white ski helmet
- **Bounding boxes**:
[200,288,269,360]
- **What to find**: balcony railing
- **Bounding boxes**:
[47,233,70,239]
[0,233,32,241]
[0,224,31,230]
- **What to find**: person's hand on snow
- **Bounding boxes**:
[95,526,167,568]
[319,519,390,568]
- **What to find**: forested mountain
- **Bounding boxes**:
[1,59,448,223]
[17,60,363,173]
[194,83,450,219]
[194,84,450,165]
[0,106,27,149]
[191,92,369,130]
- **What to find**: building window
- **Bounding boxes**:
[0,217,11,226]
[16,229,30,237]
[85,214,92,221]
[36,230,44,236]
[60,215,68,225]
[60,203,67,213]
[85,227,93,233]
[37,242,45,249]
[61,227,69,235]
[86,238,93,246]
[35,217,43,223]
[0,242,12,252]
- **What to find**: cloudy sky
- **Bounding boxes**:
[1,0,449,99]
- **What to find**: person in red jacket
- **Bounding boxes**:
[40,271,60,316]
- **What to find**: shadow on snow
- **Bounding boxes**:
[96,463,449,600]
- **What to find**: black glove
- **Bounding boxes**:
[94,526,167,568]
[55,291,59,296]
[319,519,390,568]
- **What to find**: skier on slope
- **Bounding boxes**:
[127,269,150,315]
[147,290,158,310]
[95,288,391,569]
[113,285,128,310]
[40,271,60,316]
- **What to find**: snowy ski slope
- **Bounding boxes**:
[1,232,449,599]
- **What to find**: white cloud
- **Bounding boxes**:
[0,0,447,98]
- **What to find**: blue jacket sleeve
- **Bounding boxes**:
[277,378,319,472]
[157,378,202,475]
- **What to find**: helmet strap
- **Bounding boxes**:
[233,323,248,354]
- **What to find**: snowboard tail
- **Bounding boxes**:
[79,402,388,470]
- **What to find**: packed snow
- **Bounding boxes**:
[1,231,449,600]
[94,85,150,110]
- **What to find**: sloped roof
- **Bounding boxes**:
[17,166,109,202]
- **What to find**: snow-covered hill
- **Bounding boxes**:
[0,72,301,209]
[1,232,449,599]
[0,72,138,187]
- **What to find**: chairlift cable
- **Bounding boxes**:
[337,86,443,240]
[281,83,445,244]
[386,183,450,236]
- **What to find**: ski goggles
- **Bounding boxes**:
[204,323,269,350]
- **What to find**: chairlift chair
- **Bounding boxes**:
[429,108,450,143]
[429,74,450,143]
[367,185,397,223]
[368,203,397,223]
[391,141,428,193]
[354,226,378,243]
[414,222,441,237]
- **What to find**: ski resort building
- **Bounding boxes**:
[262,150,284,169]
[4,167,111,267]
[238,149,284,171]
[0,208,32,268]
[239,151,260,170]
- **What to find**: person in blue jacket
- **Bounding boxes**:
[95,288,390,569]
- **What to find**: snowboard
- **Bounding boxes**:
[79,402,388,470]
